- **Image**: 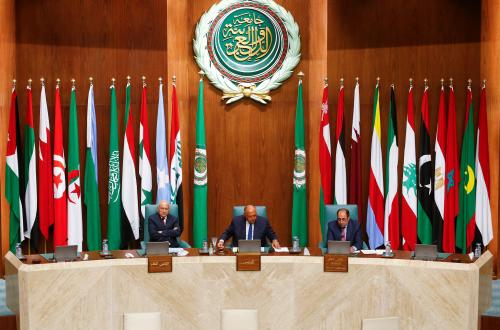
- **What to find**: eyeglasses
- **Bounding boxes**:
[337,217,348,222]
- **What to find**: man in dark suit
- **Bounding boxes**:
[217,205,281,249]
[327,208,363,252]
[148,200,180,247]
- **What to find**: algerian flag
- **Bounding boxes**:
[107,82,121,250]
[67,83,83,252]
[292,77,308,247]
[193,76,207,248]
[84,81,102,251]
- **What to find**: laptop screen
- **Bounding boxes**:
[327,240,351,255]
[147,242,170,256]
[55,245,78,262]
[238,240,261,253]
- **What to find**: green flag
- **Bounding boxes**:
[292,79,308,247]
[84,83,101,251]
[456,95,476,253]
[107,83,121,249]
[193,77,207,248]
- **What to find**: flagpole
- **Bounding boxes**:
[172,75,176,85]
[482,79,486,89]
[324,77,328,87]
[424,78,428,88]
[142,75,146,88]
[199,70,205,81]
[449,77,454,88]
[441,78,444,88]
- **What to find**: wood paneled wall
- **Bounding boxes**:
[1,0,499,276]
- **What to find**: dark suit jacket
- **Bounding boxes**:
[220,215,277,247]
[327,219,363,250]
[148,213,180,248]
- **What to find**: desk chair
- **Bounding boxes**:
[221,309,258,330]
[321,204,360,248]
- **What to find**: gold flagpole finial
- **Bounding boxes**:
[89,77,93,86]
[199,70,205,80]
[467,78,472,88]
[376,77,380,86]
[111,78,116,86]
[391,83,395,89]
[56,78,61,87]
[28,78,32,89]
[409,78,413,88]
[340,77,344,87]
[323,77,328,86]
[440,78,444,87]
[424,78,428,88]
[142,76,146,87]
[449,77,454,87]
[12,79,16,90]
[355,76,359,84]
[71,78,76,88]
[482,79,486,88]
[158,77,163,85]
[126,75,131,84]
[297,71,304,78]
[172,75,177,84]
[40,77,45,86]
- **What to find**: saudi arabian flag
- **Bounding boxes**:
[107,82,121,250]
[457,98,476,253]
[193,77,207,248]
[292,78,308,247]
[84,82,101,251]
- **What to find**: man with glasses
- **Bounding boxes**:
[148,200,181,247]
[327,208,362,252]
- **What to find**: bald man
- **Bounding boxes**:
[217,205,280,249]
[148,200,180,247]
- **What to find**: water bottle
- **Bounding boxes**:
[292,236,300,252]
[208,243,214,256]
[15,243,23,259]
[384,241,392,256]
[102,239,109,255]
[202,239,208,252]
[474,243,482,258]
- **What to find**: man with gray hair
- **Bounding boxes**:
[148,200,181,247]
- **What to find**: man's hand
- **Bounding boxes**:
[271,239,281,249]
[217,239,225,250]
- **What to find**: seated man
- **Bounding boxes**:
[217,205,281,249]
[148,200,180,247]
[327,208,363,252]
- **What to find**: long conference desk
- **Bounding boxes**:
[4,248,493,330]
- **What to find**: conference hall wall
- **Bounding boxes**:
[0,0,498,277]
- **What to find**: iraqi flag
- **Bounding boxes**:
[319,82,332,241]
[433,83,446,251]
[169,79,184,232]
[401,83,417,251]
[475,82,493,247]
[53,82,68,248]
[366,80,384,249]
[334,81,346,204]
[384,86,399,249]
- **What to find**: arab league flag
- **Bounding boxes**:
[169,80,184,232]
[193,76,208,248]
[334,82,346,204]
[319,83,332,241]
[457,87,476,253]
[38,81,54,240]
[475,83,493,247]
[5,86,25,252]
[417,85,433,244]
[366,81,384,249]
[349,80,363,226]
[139,80,153,233]
[53,83,68,248]
[122,79,140,240]
[67,83,83,252]
[156,79,171,203]
[433,84,447,251]
[107,82,122,250]
[384,86,399,249]
[24,82,38,242]
[443,84,459,253]
[84,81,102,251]
[292,77,308,247]
[401,84,417,251]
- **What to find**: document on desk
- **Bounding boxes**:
[273,247,289,253]
[360,250,384,255]
[170,248,189,256]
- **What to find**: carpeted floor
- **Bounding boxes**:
[1,279,500,317]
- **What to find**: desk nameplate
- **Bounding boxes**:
[148,255,172,273]
[236,254,261,271]
[324,254,348,272]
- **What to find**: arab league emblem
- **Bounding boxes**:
[194,0,301,104]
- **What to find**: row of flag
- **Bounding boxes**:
[318,77,493,253]
[5,77,184,252]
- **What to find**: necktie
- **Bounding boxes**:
[248,224,253,240]
[163,217,166,226]
[341,227,346,241]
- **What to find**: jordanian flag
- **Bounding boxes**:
[433,83,447,251]
[139,79,153,239]
[334,81,346,204]
[457,86,476,253]
[417,84,433,244]
[67,83,83,251]
[366,80,384,249]
[319,82,332,241]
[292,77,308,247]
[349,80,363,227]
[24,82,38,244]
[384,86,399,249]
[475,83,493,247]
[443,83,459,253]
[84,81,101,251]
[38,81,54,240]
[169,80,184,232]
[122,79,140,241]
[156,79,171,203]
[107,81,121,250]
[193,76,208,248]
[5,85,25,252]
[401,83,417,251]
[53,82,67,248]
